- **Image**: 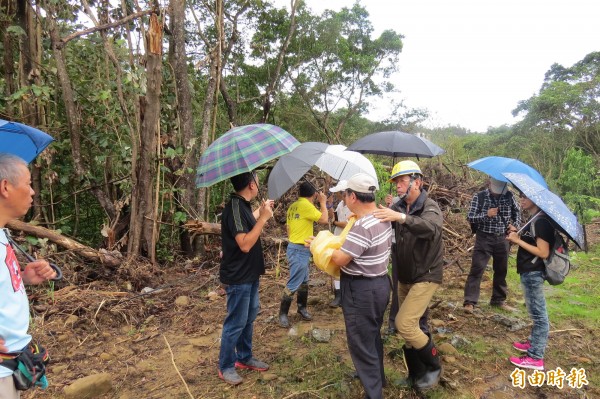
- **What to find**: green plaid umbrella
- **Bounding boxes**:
[196,124,300,187]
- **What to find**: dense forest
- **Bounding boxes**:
[1,0,598,265]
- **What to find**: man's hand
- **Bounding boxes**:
[487,207,498,217]
[22,259,56,285]
[373,204,405,223]
[0,337,8,354]
[258,199,274,222]
[384,194,393,207]
[506,231,520,244]
[317,192,327,205]
[304,235,315,248]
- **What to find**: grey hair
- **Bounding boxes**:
[0,153,28,184]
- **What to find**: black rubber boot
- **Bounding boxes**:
[329,289,341,307]
[296,284,312,320]
[279,293,293,328]
[414,336,442,390]
[396,345,427,388]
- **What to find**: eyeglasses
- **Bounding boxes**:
[395,176,411,183]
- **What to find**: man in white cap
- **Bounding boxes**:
[463,177,521,313]
[317,173,392,399]
[327,180,351,307]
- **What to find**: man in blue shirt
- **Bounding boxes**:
[0,153,57,398]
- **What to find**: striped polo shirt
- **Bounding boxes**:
[340,214,392,277]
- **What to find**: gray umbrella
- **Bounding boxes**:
[347,131,445,159]
[267,142,377,200]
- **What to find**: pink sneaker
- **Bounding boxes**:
[512,340,531,353]
[509,355,544,370]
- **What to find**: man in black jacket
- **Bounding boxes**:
[373,160,443,390]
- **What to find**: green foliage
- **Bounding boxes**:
[556,148,600,222]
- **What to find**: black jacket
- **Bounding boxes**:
[391,190,444,284]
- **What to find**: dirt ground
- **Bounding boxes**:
[20,207,600,398]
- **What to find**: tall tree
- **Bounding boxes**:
[282,4,403,143]
[513,51,600,172]
[128,12,163,261]
[168,0,198,255]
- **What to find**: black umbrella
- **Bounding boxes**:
[347,131,445,159]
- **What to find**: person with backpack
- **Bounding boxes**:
[506,191,554,371]
[463,177,521,313]
[0,154,57,398]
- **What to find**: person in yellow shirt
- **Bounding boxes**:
[279,182,328,328]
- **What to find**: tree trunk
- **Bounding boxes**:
[15,0,47,221]
[1,0,17,118]
[169,0,197,256]
[127,13,163,262]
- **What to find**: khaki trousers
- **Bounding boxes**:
[395,281,440,349]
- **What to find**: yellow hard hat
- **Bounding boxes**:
[390,160,422,181]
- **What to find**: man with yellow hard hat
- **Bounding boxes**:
[372,160,443,390]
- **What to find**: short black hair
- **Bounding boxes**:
[230,172,255,192]
[299,182,316,197]
[345,189,375,203]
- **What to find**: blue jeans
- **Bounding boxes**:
[286,243,311,292]
[218,280,260,371]
[520,271,549,360]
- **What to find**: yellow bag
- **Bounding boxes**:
[310,216,356,279]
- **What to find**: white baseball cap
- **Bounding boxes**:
[347,173,378,194]
[329,180,348,193]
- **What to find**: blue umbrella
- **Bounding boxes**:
[468,156,547,188]
[0,119,54,163]
[502,172,584,248]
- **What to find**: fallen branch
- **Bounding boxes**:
[163,335,194,399]
[7,219,122,267]
[549,328,584,334]
[442,225,462,238]
[183,220,288,245]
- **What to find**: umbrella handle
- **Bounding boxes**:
[516,211,542,235]
[302,176,320,193]
[5,232,63,281]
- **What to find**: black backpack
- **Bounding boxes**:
[469,191,485,234]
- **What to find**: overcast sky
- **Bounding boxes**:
[275,0,600,132]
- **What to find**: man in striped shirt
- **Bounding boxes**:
[329,173,392,399]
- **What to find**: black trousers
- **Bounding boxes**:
[464,231,510,306]
[341,273,390,399]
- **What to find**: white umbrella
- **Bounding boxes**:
[315,145,378,186]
